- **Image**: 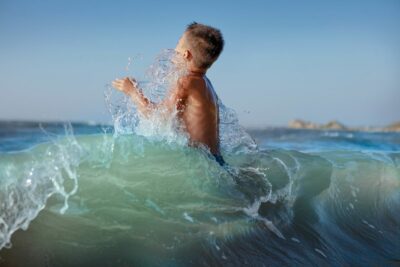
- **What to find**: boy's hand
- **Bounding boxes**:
[112,77,137,95]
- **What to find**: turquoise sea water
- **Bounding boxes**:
[1,49,399,266]
[0,121,399,266]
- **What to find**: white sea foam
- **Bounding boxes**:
[0,124,83,250]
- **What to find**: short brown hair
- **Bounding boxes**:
[184,22,224,69]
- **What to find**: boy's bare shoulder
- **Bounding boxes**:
[178,75,204,90]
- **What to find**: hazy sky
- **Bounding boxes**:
[0,0,399,127]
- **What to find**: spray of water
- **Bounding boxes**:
[0,124,83,250]
[105,49,257,153]
[105,49,188,144]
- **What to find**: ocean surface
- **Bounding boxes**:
[1,50,399,266]
[0,121,399,267]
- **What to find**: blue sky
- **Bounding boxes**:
[0,0,399,127]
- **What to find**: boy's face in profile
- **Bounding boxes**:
[175,33,188,56]
[171,33,191,70]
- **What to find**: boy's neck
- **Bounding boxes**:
[188,66,207,76]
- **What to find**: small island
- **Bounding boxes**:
[288,119,400,132]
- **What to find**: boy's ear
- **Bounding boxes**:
[183,50,192,60]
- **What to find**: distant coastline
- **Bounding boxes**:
[1,119,400,133]
[288,119,400,132]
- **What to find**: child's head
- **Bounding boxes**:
[176,22,224,70]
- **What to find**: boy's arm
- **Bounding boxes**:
[112,77,155,117]
[157,78,187,114]
[112,77,187,117]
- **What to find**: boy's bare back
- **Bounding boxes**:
[176,71,220,155]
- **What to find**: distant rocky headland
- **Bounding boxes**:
[288,119,400,132]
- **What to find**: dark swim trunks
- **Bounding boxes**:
[213,154,226,166]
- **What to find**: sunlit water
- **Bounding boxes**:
[0,51,399,266]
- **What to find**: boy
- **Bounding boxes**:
[112,22,225,165]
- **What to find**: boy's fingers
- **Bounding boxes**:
[112,78,134,90]
[128,78,137,84]
[112,81,123,86]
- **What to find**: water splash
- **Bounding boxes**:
[218,101,258,154]
[105,49,188,143]
[0,124,84,250]
[106,49,257,154]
